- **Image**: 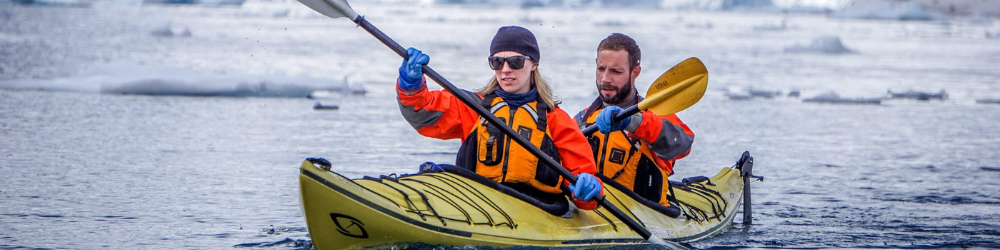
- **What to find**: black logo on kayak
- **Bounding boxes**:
[330,213,368,238]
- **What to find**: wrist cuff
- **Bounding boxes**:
[625,112,643,133]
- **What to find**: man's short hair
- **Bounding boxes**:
[598,33,640,69]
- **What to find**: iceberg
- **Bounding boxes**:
[11,0,91,7]
[784,36,854,54]
[0,64,346,98]
[834,0,945,20]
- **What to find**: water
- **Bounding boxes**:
[2,1,1000,249]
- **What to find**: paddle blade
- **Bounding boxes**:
[639,57,708,115]
[298,0,359,19]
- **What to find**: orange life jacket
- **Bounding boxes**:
[582,100,672,205]
[456,93,564,194]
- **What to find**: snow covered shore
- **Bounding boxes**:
[841,0,1000,19]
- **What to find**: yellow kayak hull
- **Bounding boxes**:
[299,160,746,249]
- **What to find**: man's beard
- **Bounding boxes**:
[597,78,633,105]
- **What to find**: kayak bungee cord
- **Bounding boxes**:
[396,180,450,226]
[421,174,516,228]
[375,175,448,225]
[670,182,729,223]
[683,184,725,222]
[409,179,489,226]
[418,174,516,228]
[429,173,517,228]
[360,173,523,229]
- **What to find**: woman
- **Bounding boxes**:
[395,26,603,212]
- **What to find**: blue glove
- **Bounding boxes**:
[569,173,601,201]
[419,162,444,173]
[398,47,430,91]
[596,106,630,134]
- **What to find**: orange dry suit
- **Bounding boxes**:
[397,80,602,210]
[574,94,694,206]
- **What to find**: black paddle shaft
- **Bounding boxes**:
[351,16,658,241]
[580,105,640,136]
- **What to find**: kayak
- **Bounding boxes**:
[298,152,758,249]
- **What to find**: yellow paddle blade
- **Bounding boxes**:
[638,57,709,115]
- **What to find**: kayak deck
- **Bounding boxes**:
[299,157,749,249]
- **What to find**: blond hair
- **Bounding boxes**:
[477,68,560,109]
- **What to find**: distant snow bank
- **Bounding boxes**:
[836,0,1000,20]
[0,64,348,98]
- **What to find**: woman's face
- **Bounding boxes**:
[491,51,536,95]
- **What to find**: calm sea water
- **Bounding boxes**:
[2,1,999,249]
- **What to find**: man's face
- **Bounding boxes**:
[595,49,639,105]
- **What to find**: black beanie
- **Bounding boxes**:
[490,26,540,63]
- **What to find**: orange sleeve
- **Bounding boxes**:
[632,111,694,174]
[548,107,603,210]
[396,79,480,141]
[661,113,693,160]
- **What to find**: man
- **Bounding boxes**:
[574,33,694,207]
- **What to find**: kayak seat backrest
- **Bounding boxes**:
[438,164,569,216]
[597,174,681,218]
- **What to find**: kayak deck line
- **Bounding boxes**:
[368,174,451,226]
[300,169,477,238]
[673,181,729,222]
[373,172,518,228]
[414,174,517,228]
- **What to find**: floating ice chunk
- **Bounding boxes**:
[662,0,777,11]
[685,21,714,30]
[719,0,774,10]
[752,20,786,31]
[347,82,367,96]
[784,36,854,54]
[725,86,782,100]
[725,86,751,100]
[886,89,947,101]
[151,24,174,37]
[200,0,245,7]
[749,87,781,98]
[273,9,291,18]
[803,91,881,105]
[142,0,196,5]
[787,89,801,98]
[976,98,1000,104]
[313,102,339,110]
[151,24,192,38]
[833,1,945,21]
[11,0,91,7]
[0,64,342,98]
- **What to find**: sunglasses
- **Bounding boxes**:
[488,55,530,70]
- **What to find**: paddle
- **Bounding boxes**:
[581,57,708,136]
[296,0,670,246]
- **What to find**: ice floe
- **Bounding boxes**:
[0,64,348,98]
[803,91,882,105]
[784,36,854,54]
